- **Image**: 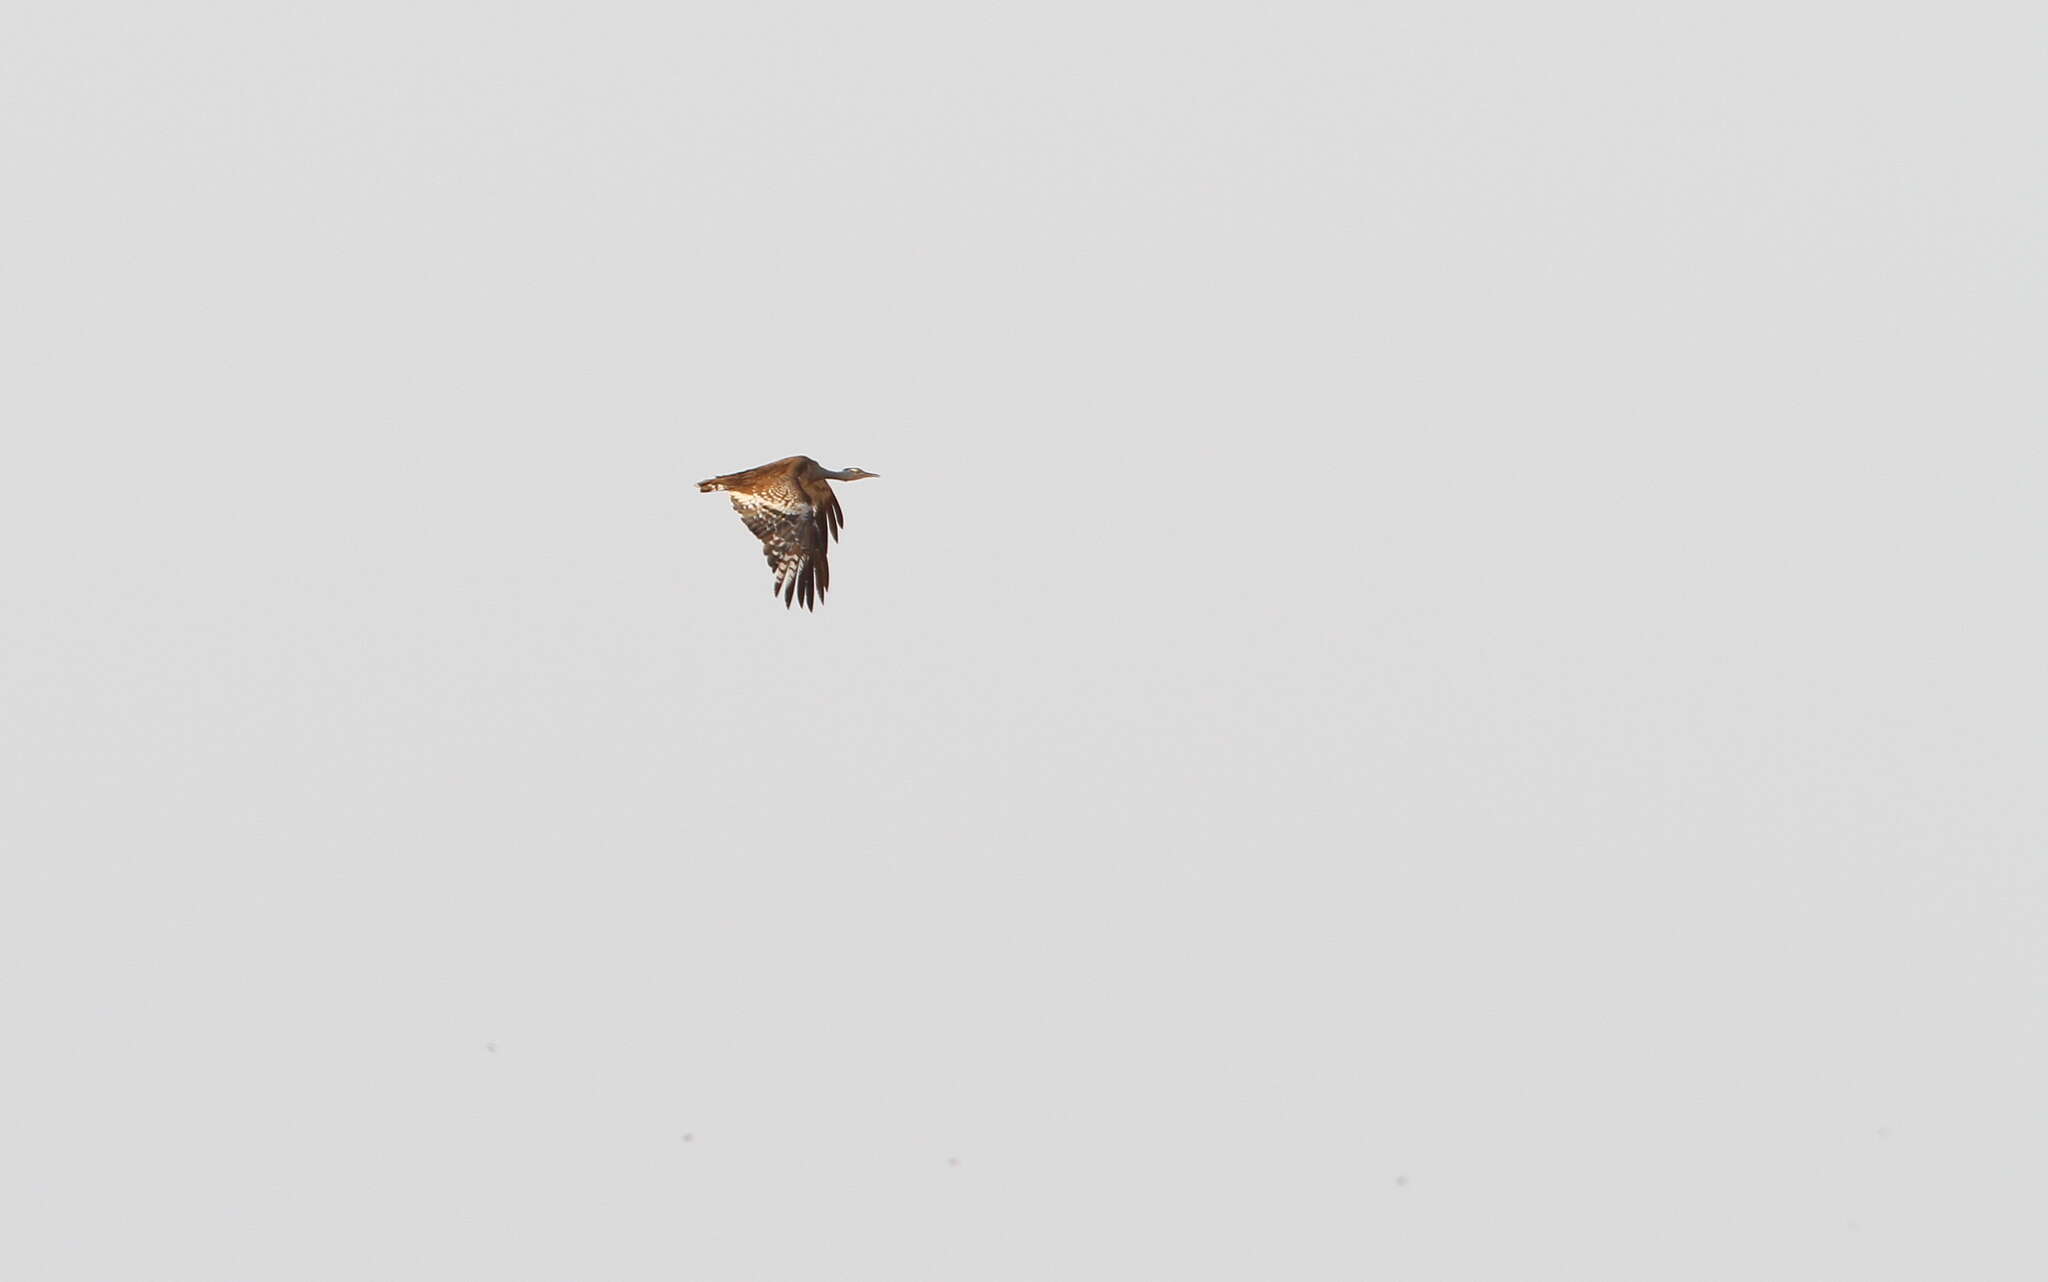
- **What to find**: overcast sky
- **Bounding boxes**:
[4,3,2043,1278]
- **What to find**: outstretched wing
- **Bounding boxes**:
[729,491,831,610]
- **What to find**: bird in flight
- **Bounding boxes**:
[698,456,880,609]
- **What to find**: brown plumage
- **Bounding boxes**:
[697,456,880,609]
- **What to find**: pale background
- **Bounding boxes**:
[3,3,2042,1278]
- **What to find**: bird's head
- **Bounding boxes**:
[837,467,880,481]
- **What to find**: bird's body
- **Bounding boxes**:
[697,456,879,609]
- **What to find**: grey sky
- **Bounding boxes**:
[4,3,2043,1277]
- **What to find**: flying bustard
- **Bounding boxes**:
[698,456,880,609]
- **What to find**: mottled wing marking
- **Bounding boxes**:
[729,490,830,610]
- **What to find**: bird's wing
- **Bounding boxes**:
[794,474,847,543]
[728,491,830,609]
